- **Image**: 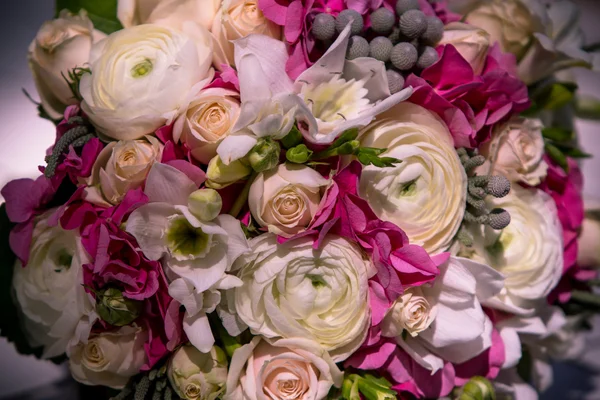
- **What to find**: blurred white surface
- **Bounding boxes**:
[0,0,599,399]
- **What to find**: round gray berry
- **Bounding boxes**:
[390,42,418,70]
[399,9,427,39]
[422,16,444,45]
[395,0,419,15]
[370,8,395,34]
[336,9,364,35]
[416,46,439,69]
[312,13,336,41]
[369,37,393,62]
[487,175,511,198]
[346,35,370,59]
[488,208,511,230]
[386,69,405,94]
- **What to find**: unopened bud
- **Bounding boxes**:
[286,144,313,164]
[248,138,281,172]
[206,155,252,189]
[96,287,143,327]
[188,189,222,221]
[458,376,495,400]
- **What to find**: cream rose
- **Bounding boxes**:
[469,186,563,315]
[465,0,545,59]
[173,88,241,164]
[119,0,221,32]
[381,288,436,338]
[85,135,163,205]
[211,0,281,68]
[69,326,148,388]
[439,22,490,75]
[168,345,228,399]
[578,201,600,268]
[80,24,213,140]
[225,337,343,400]
[479,118,548,186]
[248,164,329,237]
[226,234,374,362]
[28,10,104,120]
[12,211,96,359]
[358,102,467,255]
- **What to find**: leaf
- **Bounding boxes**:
[545,142,568,172]
[56,0,123,34]
[356,148,401,168]
[562,147,592,159]
[328,128,359,150]
[576,95,600,120]
[541,82,578,110]
[542,127,574,143]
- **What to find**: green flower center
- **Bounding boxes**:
[131,59,153,78]
[54,249,73,273]
[166,217,211,258]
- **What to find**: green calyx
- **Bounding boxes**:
[286,144,313,163]
[166,217,211,259]
[95,287,143,327]
[248,137,281,173]
[456,376,496,400]
[341,374,397,400]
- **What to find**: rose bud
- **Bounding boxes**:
[168,345,228,400]
[206,155,252,189]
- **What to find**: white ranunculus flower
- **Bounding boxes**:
[168,344,228,399]
[358,102,467,255]
[173,88,241,164]
[80,24,213,141]
[85,135,163,206]
[381,257,504,373]
[438,22,490,75]
[479,118,548,186]
[126,164,249,352]
[13,211,96,359]
[69,326,148,388]
[211,0,281,68]
[248,163,329,237]
[225,337,343,400]
[226,234,374,362]
[469,186,563,315]
[28,10,105,120]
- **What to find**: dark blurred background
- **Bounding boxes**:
[0,0,599,399]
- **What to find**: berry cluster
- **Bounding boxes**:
[311,0,444,94]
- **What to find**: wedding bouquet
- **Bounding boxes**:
[3,0,600,399]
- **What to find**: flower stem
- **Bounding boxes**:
[228,172,257,218]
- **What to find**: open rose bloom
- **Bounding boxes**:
[2,0,598,399]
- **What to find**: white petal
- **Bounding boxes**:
[168,278,201,315]
[397,335,445,374]
[217,133,257,165]
[145,163,198,205]
[214,215,250,267]
[125,203,174,260]
[427,316,493,364]
[168,245,228,293]
[455,257,505,300]
[184,312,215,353]
[343,57,390,102]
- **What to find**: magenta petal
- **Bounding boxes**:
[166,160,206,187]
[2,177,54,223]
[284,0,304,43]
[259,0,289,26]
[9,222,34,265]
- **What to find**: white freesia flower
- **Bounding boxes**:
[225,337,343,400]
[469,186,563,315]
[438,22,490,75]
[13,211,96,359]
[381,256,504,373]
[224,234,374,362]
[29,10,105,120]
[479,118,548,186]
[80,24,213,141]
[248,163,329,237]
[85,135,163,206]
[69,326,148,389]
[126,164,249,352]
[168,344,228,399]
[217,24,413,164]
[358,102,467,255]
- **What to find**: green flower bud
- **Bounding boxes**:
[248,138,281,173]
[286,144,313,163]
[206,155,252,189]
[188,189,222,222]
[280,125,304,149]
[341,374,397,400]
[168,345,228,400]
[458,376,496,400]
[96,287,143,327]
[337,140,361,155]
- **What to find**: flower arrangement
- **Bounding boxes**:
[2,0,600,399]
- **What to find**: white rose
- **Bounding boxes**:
[381,257,504,373]
[479,118,548,186]
[12,211,96,359]
[469,186,563,315]
[80,24,213,141]
[85,135,163,206]
[168,344,228,399]
[28,10,105,120]
[358,102,467,255]
[248,164,329,237]
[119,0,221,32]
[69,326,148,388]
[225,337,343,400]
[211,0,281,68]
[227,234,374,362]
[438,22,490,75]
[173,88,241,164]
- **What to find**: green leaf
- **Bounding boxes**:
[329,128,359,150]
[540,82,578,110]
[563,147,592,159]
[356,148,401,168]
[545,142,568,172]
[576,95,600,120]
[542,127,574,143]
[56,0,123,34]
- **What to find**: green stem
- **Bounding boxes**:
[228,172,257,218]
[570,290,600,309]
